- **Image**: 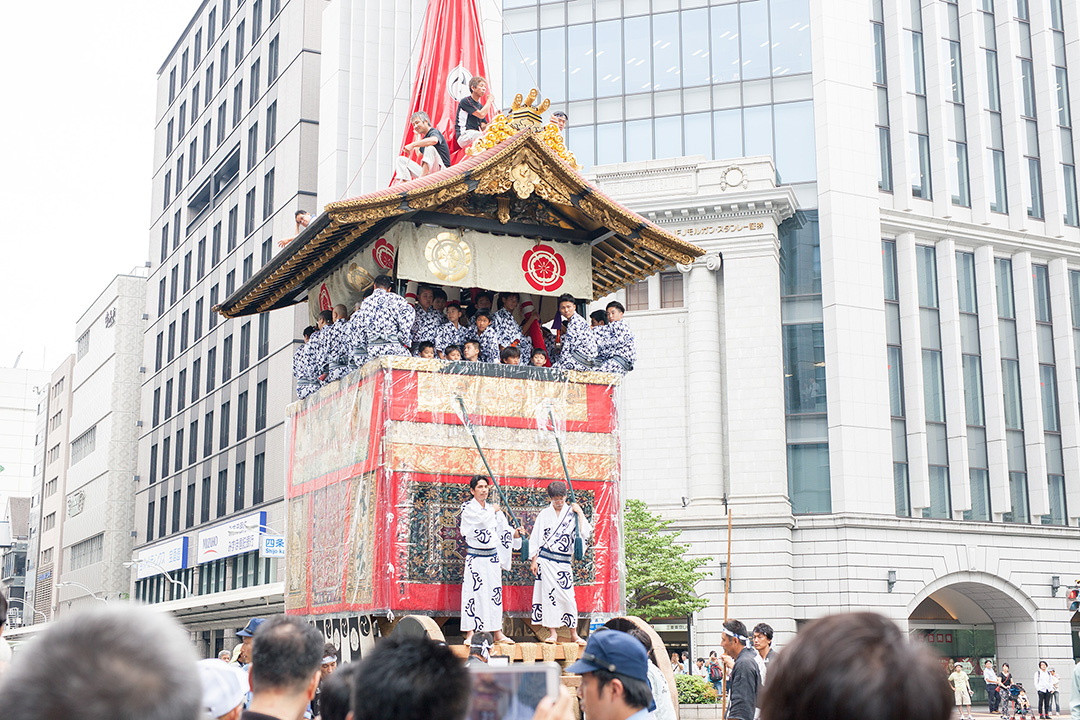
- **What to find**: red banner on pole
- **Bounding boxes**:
[394,0,491,181]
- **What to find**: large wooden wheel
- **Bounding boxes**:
[387,614,447,643]
[604,616,680,720]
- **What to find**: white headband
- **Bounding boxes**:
[722,627,748,642]
[322,656,337,664]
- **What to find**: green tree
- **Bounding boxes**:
[624,498,711,619]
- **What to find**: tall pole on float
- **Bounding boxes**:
[721,498,732,716]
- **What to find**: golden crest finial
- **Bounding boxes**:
[464,89,580,170]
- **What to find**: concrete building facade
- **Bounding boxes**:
[135,0,324,655]
[24,355,74,623]
[53,274,146,609]
[0,366,50,500]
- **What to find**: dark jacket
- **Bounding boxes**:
[727,647,761,720]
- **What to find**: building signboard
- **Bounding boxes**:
[196,511,266,564]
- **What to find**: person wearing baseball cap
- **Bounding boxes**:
[566,630,654,720]
[198,658,250,720]
[236,617,266,669]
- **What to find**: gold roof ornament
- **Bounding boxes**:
[466,89,580,170]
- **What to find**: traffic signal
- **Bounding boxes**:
[1068,586,1080,613]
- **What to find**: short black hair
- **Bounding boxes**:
[319,309,334,324]
[318,663,357,720]
[469,474,490,490]
[557,293,577,307]
[499,292,519,308]
[500,346,520,361]
[295,209,309,218]
[350,636,470,720]
[473,309,492,321]
[531,348,548,360]
[546,480,568,498]
[476,291,494,302]
[433,288,447,301]
[552,111,568,120]
[374,274,393,289]
[723,619,749,641]
[752,623,773,642]
[444,344,461,356]
[251,615,324,694]
[606,300,625,314]
[468,75,487,91]
[303,325,318,339]
[759,612,952,720]
[418,341,435,353]
[590,310,607,325]
[322,642,339,661]
[464,339,480,350]
[418,285,435,297]
[594,668,653,711]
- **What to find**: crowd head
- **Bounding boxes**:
[349,635,470,720]
[0,604,202,720]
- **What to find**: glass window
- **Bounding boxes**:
[894,463,911,517]
[966,468,991,521]
[1034,265,1052,322]
[540,27,567,102]
[595,20,621,98]
[1044,475,1067,525]
[773,101,816,183]
[503,31,537,102]
[660,272,683,308]
[963,355,985,426]
[743,105,772,157]
[1041,365,1060,432]
[625,119,652,162]
[684,112,711,160]
[769,0,812,75]
[888,346,904,417]
[568,125,595,171]
[567,24,594,100]
[651,13,680,90]
[780,211,821,297]
[709,5,740,83]
[739,0,770,80]
[923,350,946,422]
[787,443,831,513]
[783,323,827,414]
[680,9,710,87]
[624,16,653,92]
[596,121,624,165]
[626,280,648,311]
[956,251,977,313]
[925,465,952,519]
[713,109,742,161]
[1002,358,1023,429]
[1003,471,1030,523]
[916,245,938,308]
[654,115,682,160]
[995,258,1015,319]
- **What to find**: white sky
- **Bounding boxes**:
[0,1,203,372]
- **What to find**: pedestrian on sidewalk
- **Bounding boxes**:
[950,662,975,720]
[985,660,1002,714]
[1036,661,1055,719]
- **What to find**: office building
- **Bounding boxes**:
[135,0,322,655]
[0,366,50,500]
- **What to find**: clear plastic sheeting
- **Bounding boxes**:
[284,356,624,619]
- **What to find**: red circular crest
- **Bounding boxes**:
[372,237,396,271]
[521,244,567,292]
[318,283,332,311]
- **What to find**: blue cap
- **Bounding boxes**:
[236,617,266,638]
[565,630,650,683]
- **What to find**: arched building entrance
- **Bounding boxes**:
[907,574,1039,707]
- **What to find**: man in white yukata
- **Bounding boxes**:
[595,300,636,374]
[358,275,415,357]
[410,285,443,353]
[529,480,592,645]
[552,294,598,371]
[460,475,521,646]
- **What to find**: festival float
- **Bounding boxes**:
[214,0,704,701]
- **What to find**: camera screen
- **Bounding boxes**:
[467,665,557,720]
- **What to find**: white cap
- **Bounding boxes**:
[197,658,249,718]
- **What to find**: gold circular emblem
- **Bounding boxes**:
[425,230,472,282]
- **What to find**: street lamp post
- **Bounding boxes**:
[55,581,108,603]
[124,559,191,598]
[5,597,48,623]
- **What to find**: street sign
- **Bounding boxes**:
[260,534,286,558]
[196,510,266,563]
[136,537,189,579]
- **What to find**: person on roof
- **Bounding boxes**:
[393,112,451,185]
[456,76,495,150]
[491,292,532,362]
[552,294,598,371]
[595,301,636,374]
[411,285,443,352]
[358,275,415,357]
